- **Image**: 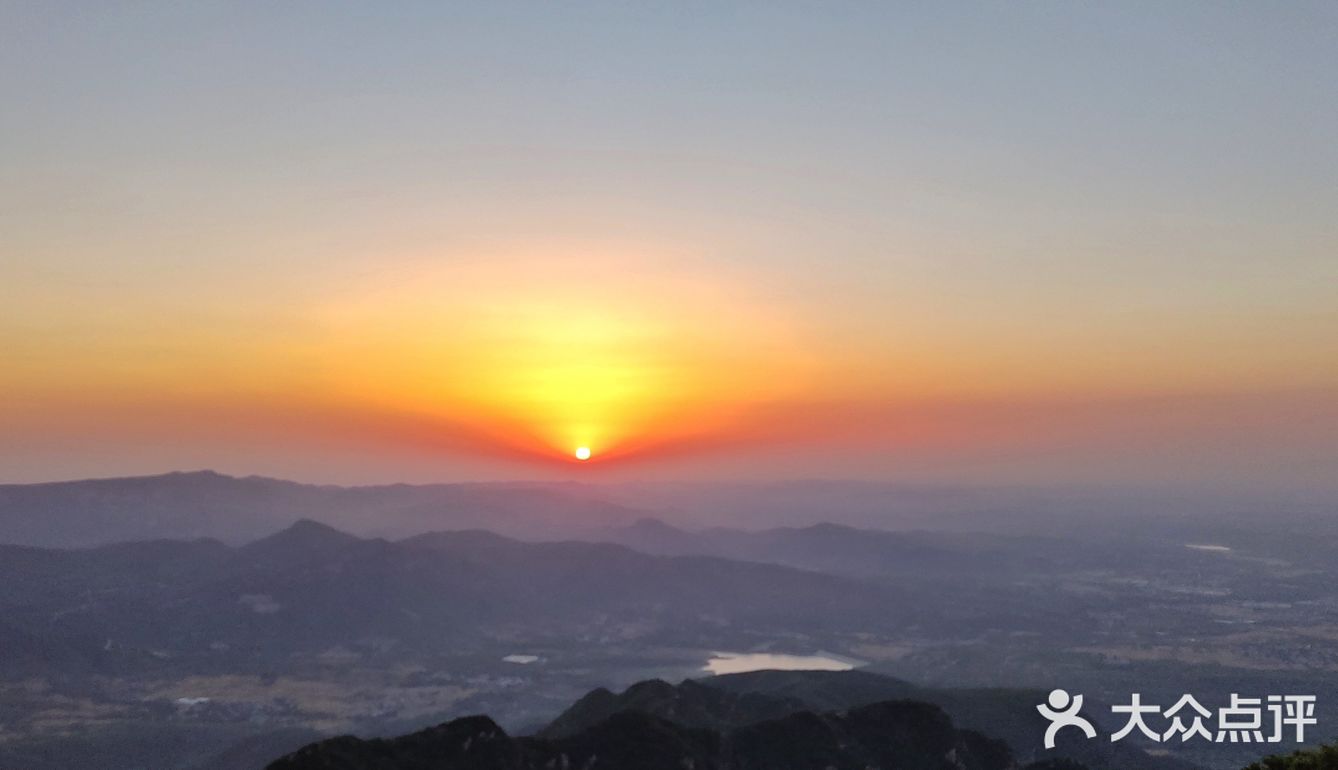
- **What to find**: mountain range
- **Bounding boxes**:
[0,471,641,547]
[0,519,914,676]
[269,700,1014,770]
[3,472,1335,770]
[268,671,1203,770]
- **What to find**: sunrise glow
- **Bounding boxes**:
[2,3,1335,490]
[6,6,1338,766]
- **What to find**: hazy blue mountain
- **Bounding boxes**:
[594,517,1179,583]
[0,471,644,547]
[7,472,1336,570]
[0,521,913,673]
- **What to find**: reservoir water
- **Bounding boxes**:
[703,651,865,675]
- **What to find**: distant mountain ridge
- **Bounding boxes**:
[592,516,1181,585]
[6,470,1325,554]
[0,470,644,547]
[0,520,914,673]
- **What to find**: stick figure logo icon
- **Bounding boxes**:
[1038,689,1097,749]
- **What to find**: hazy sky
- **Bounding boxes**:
[3,3,1336,488]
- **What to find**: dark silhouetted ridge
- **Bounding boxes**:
[268,698,1017,770]
[541,676,806,739]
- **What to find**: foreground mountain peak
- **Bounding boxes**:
[268,698,1015,770]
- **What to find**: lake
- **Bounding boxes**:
[703,651,865,675]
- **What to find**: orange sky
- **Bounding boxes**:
[2,4,1336,489]
[4,245,1336,488]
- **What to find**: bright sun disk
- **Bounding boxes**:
[574,446,591,461]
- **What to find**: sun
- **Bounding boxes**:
[574,446,592,461]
